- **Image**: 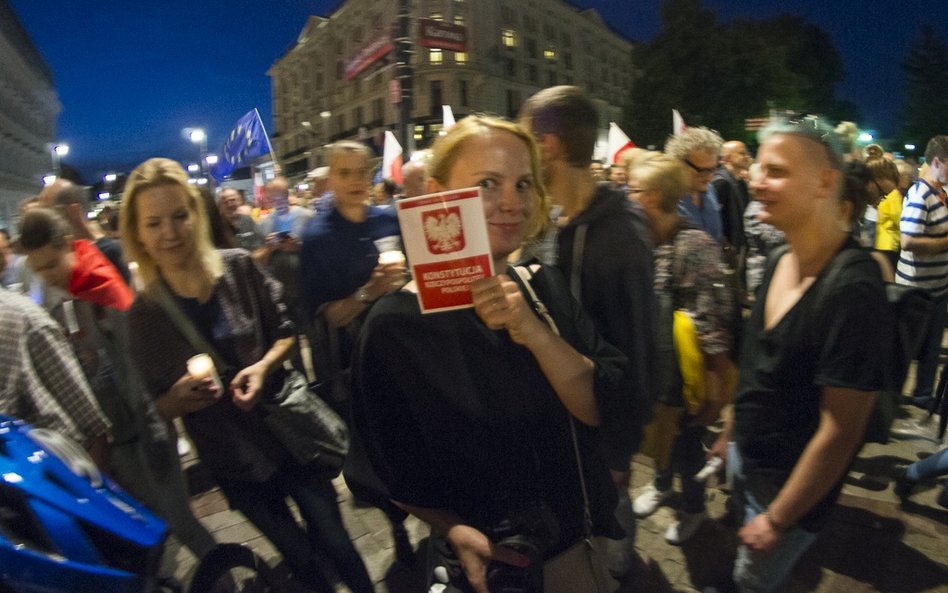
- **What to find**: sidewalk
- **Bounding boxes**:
[173,402,947,592]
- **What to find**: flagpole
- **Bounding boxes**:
[254,108,281,174]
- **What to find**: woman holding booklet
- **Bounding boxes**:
[351,115,629,593]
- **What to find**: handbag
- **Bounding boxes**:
[149,281,349,473]
[511,266,618,593]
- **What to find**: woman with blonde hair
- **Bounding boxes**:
[122,158,373,593]
[626,151,733,545]
[352,115,627,593]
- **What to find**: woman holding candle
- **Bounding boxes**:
[122,158,373,593]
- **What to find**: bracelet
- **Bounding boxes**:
[763,510,787,533]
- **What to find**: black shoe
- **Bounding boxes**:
[908,396,935,411]
[393,523,415,564]
[894,464,917,503]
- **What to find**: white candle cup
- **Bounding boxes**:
[187,354,224,396]
[378,250,406,266]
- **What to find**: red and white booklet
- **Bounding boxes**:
[395,187,494,313]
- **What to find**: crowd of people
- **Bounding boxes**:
[1,84,946,593]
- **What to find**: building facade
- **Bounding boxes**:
[0,0,61,231]
[268,0,634,180]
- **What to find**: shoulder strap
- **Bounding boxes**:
[149,281,231,375]
[511,264,594,539]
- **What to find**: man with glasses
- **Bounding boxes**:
[896,135,948,410]
[665,128,724,243]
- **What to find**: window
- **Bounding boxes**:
[430,48,443,65]
[563,32,572,47]
[356,105,364,126]
[544,46,556,60]
[373,98,383,122]
[430,80,443,116]
[315,72,324,89]
[524,15,536,33]
[528,64,538,83]
[454,15,464,26]
[501,28,518,48]
[564,53,572,70]
[458,80,469,106]
[336,60,343,80]
[504,57,516,77]
[526,38,538,59]
[500,6,515,22]
[431,12,443,21]
[455,51,468,65]
[547,71,557,86]
[414,124,425,141]
[338,113,346,133]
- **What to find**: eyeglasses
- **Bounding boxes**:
[627,188,647,194]
[684,159,716,176]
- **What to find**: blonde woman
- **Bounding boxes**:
[352,116,627,593]
[122,158,373,593]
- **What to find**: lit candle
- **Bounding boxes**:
[187,354,224,395]
[378,250,406,266]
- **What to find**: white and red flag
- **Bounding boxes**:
[382,130,403,184]
[442,105,456,132]
[607,122,636,164]
[673,109,688,136]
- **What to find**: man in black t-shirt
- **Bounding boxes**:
[712,120,890,593]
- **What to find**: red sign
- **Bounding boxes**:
[418,19,467,53]
[414,255,492,311]
[345,34,395,81]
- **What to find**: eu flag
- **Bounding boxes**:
[210,109,271,181]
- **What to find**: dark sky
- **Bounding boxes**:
[8,0,936,181]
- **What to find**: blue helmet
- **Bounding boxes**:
[0,416,167,593]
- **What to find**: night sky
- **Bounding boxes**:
[8,0,938,181]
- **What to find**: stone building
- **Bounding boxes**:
[0,0,61,231]
[268,0,634,180]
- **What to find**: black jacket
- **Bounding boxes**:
[556,184,656,459]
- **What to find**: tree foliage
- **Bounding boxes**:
[899,25,948,146]
[625,0,854,148]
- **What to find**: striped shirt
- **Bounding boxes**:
[897,179,948,297]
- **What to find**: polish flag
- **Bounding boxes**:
[382,130,403,184]
[673,109,688,136]
[608,122,636,164]
[442,105,456,132]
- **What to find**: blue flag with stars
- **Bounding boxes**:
[210,109,271,181]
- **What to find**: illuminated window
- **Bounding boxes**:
[455,51,468,64]
[430,49,443,64]
[431,12,443,21]
[544,47,556,60]
[501,29,517,48]
[414,124,425,141]
[454,15,464,26]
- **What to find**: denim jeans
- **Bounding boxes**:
[728,443,818,593]
[219,464,374,593]
[906,446,948,507]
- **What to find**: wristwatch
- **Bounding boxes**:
[356,287,373,304]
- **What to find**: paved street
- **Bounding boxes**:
[171,402,947,593]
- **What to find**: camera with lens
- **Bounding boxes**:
[485,502,560,593]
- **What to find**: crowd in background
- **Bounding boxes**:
[1,85,947,593]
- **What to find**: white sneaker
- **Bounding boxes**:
[633,484,672,517]
[664,511,706,545]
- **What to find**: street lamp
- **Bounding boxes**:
[183,127,208,174]
[50,143,69,175]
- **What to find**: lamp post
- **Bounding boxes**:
[184,127,208,177]
[50,143,69,176]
